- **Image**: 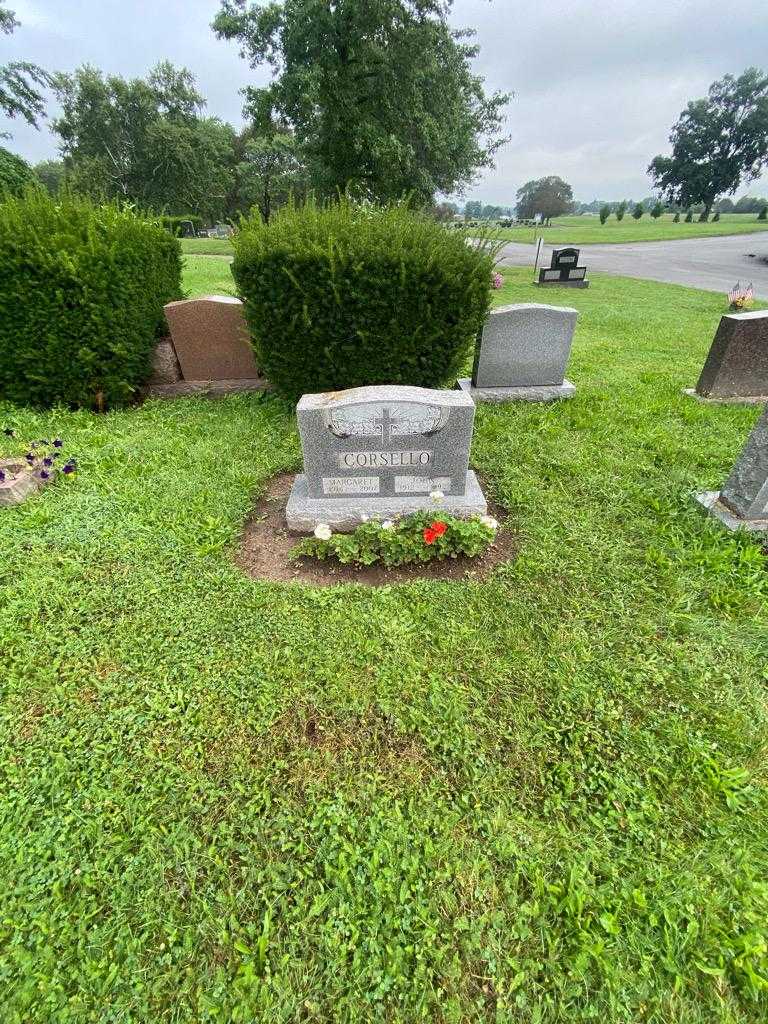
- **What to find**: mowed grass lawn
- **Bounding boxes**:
[182,237,236,257]
[495,213,768,245]
[180,214,768,256]
[1,271,767,1022]
[183,253,235,297]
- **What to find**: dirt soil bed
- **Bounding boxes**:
[236,473,517,586]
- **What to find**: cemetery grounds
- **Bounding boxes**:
[180,214,768,256]
[1,270,767,1022]
[494,213,768,245]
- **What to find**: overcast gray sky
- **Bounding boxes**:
[2,0,767,204]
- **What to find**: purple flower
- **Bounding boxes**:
[25,453,35,465]
[53,439,63,448]
[62,461,76,475]
[0,470,5,483]
[40,470,50,480]
[43,457,53,467]
[2,428,14,438]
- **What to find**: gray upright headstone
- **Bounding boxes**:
[690,310,768,402]
[285,385,487,532]
[696,405,768,531]
[457,303,578,403]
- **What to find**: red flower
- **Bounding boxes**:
[431,521,447,536]
[423,527,437,545]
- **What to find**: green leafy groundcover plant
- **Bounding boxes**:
[232,198,500,401]
[0,191,182,409]
[292,511,499,567]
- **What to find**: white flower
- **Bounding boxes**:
[380,520,395,531]
[314,523,332,541]
[429,489,444,502]
[480,515,499,531]
[361,513,370,522]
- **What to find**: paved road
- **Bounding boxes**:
[497,232,768,297]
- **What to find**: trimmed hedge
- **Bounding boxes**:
[232,199,498,401]
[0,191,182,408]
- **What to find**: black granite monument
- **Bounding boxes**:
[537,248,590,289]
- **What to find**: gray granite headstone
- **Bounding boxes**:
[285,385,487,532]
[696,405,768,531]
[692,310,768,401]
[457,303,577,403]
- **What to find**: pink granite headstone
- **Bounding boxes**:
[164,296,260,382]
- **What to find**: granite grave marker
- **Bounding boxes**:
[537,247,590,289]
[458,303,577,402]
[148,296,268,398]
[696,404,768,531]
[286,385,487,532]
[686,310,768,403]
[164,296,260,381]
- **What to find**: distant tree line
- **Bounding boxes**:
[463,201,513,221]
[0,1,511,225]
[648,67,768,221]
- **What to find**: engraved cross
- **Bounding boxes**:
[374,407,393,445]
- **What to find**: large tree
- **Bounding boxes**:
[515,176,573,224]
[0,5,51,136]
[33,158,65,195]
[52,62,237,219]
[234,129,307,222]
[212,0,508,205]
[648,68,768,222]
[0,144,36,194]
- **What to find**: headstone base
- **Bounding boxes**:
[286,470,487,533]
[695,491,768,533]
[682,388,768,405]
[536,280,590,289]
[457,378,576,404]
[144,378,268,399]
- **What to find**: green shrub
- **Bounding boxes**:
[673,211,681,222]
[0,147,38,197]
[758,206,767,221]
[712,210,720,222]
[231,199,499,401]
[599,204,610,224]
[0,191,182,408]
[651,201,664,219]
[684,209,694,223]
